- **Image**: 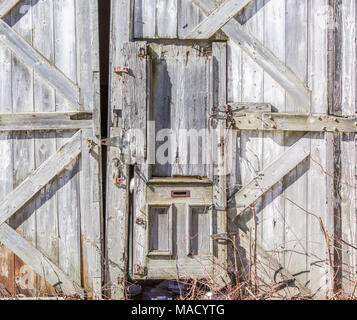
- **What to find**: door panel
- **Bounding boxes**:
[0,0,101,298]
[150,43,212,178]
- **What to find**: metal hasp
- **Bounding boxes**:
[231,113,357,133]
[214,104,357,133]
[101,130,128,148]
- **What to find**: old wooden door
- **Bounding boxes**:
[108,0,357,299]
[107,2,229,291]
[0,0,101,298]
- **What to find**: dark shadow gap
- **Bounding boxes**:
[98,0,111,293]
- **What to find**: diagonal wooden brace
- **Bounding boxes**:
[228,133,311,221]
[191,0,311,111]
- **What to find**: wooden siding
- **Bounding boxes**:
[0,0,101,298]
[105,0,356,300]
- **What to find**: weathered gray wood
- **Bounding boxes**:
[0,0,22,18]
[157,0,177,38]
[260,0,285,274]
[211,42,230,287]
[133,0,156,39]
[150,43,211,177]
[0,223,84,297]
[76,0,102,298]
[0,112,92,131]
[308,0,334,297]
[10,3,37,296]
[230,113,357,133]
[0,19,80,109]
[121,42,147,164]
[178,0,202,38]
[283,0,310,292]
[190,207,210,255]
[0,13,14,292]
[339,0,357,295]
[184,0,253,39]
[54,0,81,289]
[192,0,311,111]
[229,134,311,220]
[32,0,58,295]
[0,131,81,227]
[107,0,134,300]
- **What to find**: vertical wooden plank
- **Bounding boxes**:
[76,0,102,298]
[309,0,331,298]
[133,0,156,39]
[156,0,177,38]
[107,0,133,299]
[284,0,310,289]
[32,0,58,296]
[178,0,202,38]
[54,0,81,287]
[239,0,264,252]
[261,0,285,271]
[0,13,14,296]
[54,0,77,112]
[10,1,37,296]
[212,42,229,286]
[340,0,357,295]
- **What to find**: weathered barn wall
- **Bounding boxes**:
[107,0,357,300]
[0,0,102,298]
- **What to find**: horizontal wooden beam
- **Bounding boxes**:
[0,223,84,297]
[229,113,357,133]
[0,131,82,227]
[0,112,92,131]
[0,19,81,109]
[192,0,311,111]
[228,134,311,221]
[0,0,22,18]
[184,0,253,39]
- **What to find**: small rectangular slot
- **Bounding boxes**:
[190,207,210,256]
[171,190,190,198]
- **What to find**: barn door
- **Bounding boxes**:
[108,0,357,299]
[110,41,228,281]
[0,0,101,298]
